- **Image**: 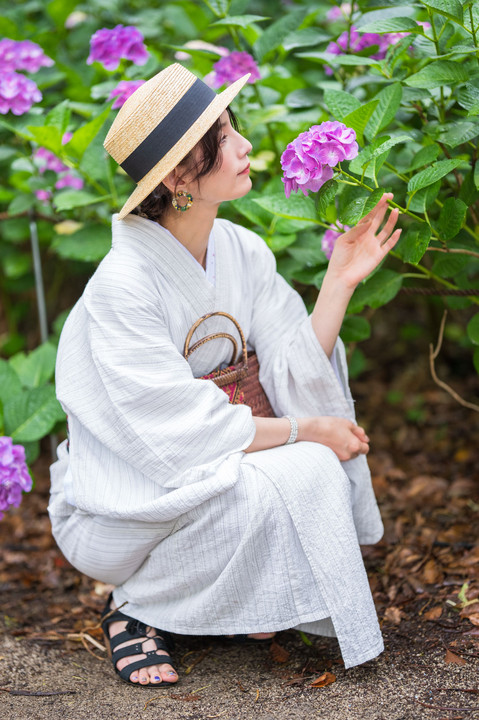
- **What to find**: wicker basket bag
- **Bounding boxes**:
[184,311,275,418]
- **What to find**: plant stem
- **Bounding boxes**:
[428,8,445,122]
[469,5,479,62]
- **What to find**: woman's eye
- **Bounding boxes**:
[220,134,228,144]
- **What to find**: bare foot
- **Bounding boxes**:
[106,602,178,686]
[226,632,276,641]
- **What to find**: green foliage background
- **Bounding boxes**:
[1,0,479,462]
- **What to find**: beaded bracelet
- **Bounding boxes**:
[283,415,298,445]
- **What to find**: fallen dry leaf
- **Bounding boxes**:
[424,606,443,620]
[466,613,479,627]
[311,672,336,688]
[444,649,467,666]
[270,640,290,664]
[384,606,403,625]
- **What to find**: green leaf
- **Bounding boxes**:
[338,189,383,225]
[405,61,469,89]
[438,121,479,148]
[8,193,35,216]
[365,83,402,141]
[212,14,269,27]
[474,161,479,190]
[408,159,462,193]
[353,135,411,169]
[67,105,112,160]
[9,343,57,388]
[349,269,403,313]
[3,385,65,443]
[231,194,272,229]
[407,181,441,213]
[358,17,421,33]
[437,198,467,241]
[324,90,360,120]
[296,51,380,67]
[53,190,107,212]
[52,224,112,262]
[341,99,378,145]
[265,234,297,252]
[283,28,330,51]
[46,100,71,136]
[340,315,371,343]
[395,222,431,264]
[203,0,231,17]
[459,170,479,205]
[253,193,319,222]
[0,360,22,405]
[420,0,463,23]
[254,8,308,62]
[457,83,479,115]
[286,88,323,109]
[27,125,63,155]
[316,180,339,218]
[406,144,440,172]
[467,313,479,345]
[431,252,468,277]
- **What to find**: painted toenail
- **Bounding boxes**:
[132,676,138,680]
[168,671,176,676]
[154,676,160,680]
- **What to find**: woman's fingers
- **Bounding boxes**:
[378,206,400,244]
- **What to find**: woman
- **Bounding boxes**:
[49,63,401,688]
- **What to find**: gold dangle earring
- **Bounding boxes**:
[171,191,193,212]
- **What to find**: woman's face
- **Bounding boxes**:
[187,111,253,207]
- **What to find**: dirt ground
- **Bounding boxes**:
[1,301,479,719]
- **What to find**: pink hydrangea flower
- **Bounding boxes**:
[87,25,149,71]
[55,173,84,190]
[208,51,260,88]
[0,71,42,115]
[109,79,145,109]
[0,437,32,519]
[0,39,54,73]
[281,121,358,198]
[326,4,357,21]
[321,223,350,259]
[34,146,68,174]
[35,189,52,203]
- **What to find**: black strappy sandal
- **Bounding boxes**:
[101,595,177,688]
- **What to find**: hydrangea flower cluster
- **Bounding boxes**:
[109,79,145,109]
[208,51,260,88]
[326,4,358,21]
[281,121,358,198]
[0,38,52,115]
[87,25,149,71]
[33,132,84,202]
[321,223,351,259]
[0,437,32,520]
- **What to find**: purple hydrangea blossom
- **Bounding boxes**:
[0,71,42,115]
[326,4,357,21]
[35,189,52,202]
[34,146,68,174]
[0,39,54,73]
[208,51,260,88]
[87,25,149,71]
[55,173,84,190]
[321,223,351,259]
[109,79,145,109]
[0,437,32,519]
[34,133,84,202]
[281,121,358,198]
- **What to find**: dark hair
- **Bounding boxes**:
[132,107,239,223]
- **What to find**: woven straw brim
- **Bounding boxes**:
[116,74,250,219]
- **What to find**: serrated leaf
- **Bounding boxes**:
[365,83,402,141]
[405,61,469,89]
[341,99,378,146]
[46,100,71,136]
[395,222,431,264]
[338,189,383,225]
[253,192,319,222]
[457,83,479,115]
[438,121,479,148]
[254,8,308,62]
[212,14,269,27]
[408,159,462,193]
[265,234,296,252]
[354,135,411,169]
[283,28,330,51]
[4,385,65,443]
[358,17,421,33]
[53,190,107,212]
[286,88,323,109]
[9,343,57,388]
[420,0,463,23]
[0,360,22,405]
[437,198,467,241]
[406,144,440,172]
[27,125,63,155]
[324,90,360,120]
[349,269,403,312]
[51,224,112,262]
[467,313,479,345]
[407,181,441,213]
[316,180,339,217]
[340,315,371,343]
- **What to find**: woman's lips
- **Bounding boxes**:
[238,164,250,175]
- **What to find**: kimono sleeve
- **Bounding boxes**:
[56,267,255,486]
[244,230,356,421]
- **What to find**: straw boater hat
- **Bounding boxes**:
[104,63,250,219]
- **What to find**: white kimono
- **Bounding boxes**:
[49,214,384,669]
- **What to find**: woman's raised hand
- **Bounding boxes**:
[327,193,401,290]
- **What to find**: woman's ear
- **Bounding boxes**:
[162,168,188,194]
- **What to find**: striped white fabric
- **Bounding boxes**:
[49,214,384,668]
